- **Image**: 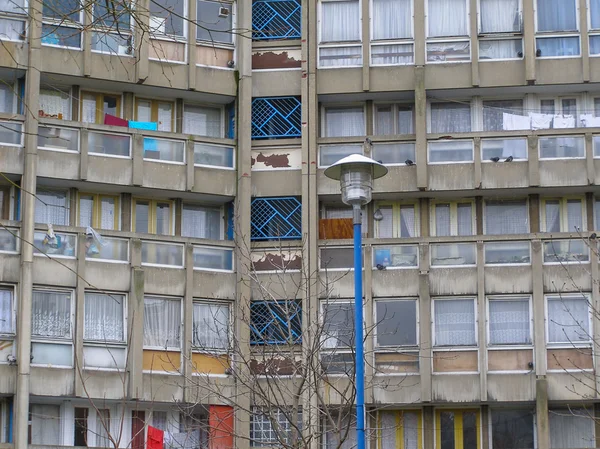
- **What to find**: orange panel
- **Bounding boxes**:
[209,405,234,449]
[149,39,186,62]
[196,46,233,68]
[142,350,181,373]
[192,352,230,374]
[319,218,354,239]
[433,351,478,372]
[547,348,593,370]
[488,349,533,371]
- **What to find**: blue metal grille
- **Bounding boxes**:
[252,0,301,40]
[250,300,302,345]
[251,97,301,139]
[251,197,301,241]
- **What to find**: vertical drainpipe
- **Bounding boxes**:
[15,0,42,448]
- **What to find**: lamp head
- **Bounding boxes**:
[324,154,388,207]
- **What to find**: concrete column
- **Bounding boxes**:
[419,244,432,402]
[121,193,132,232]
[233,0,253,445]
[14,1,41,447]
[361,0,369,91]
[80,129,89,181]
[477,241,487,401]
[415,67,427,190]
[413,0,425,66]
[420,198,430,237]
[123,92,135,122]
[132,133,144,186]
[474,137,481,188]
[475,197,484,235]
[536,376,550,449]
[529,194,540,233]
[134,0,150,83]
[187,0,198,90]
[531,239,546,375]
[527,136,539,187]
[363,245,374,403]
[586,192,595,232]
[74,237,87,397]
[182,244,194,401]
[580,0,591,82]
[128,241,144,399]
[82,1,92,77]
[522,0,536,83]
[586,133,595,185]
[469,0,479,86]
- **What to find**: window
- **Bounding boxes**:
[374,104,414,135]
[484,241,531,265]
[0,81,16,114]
[482,138,528,161]
[429,102,471,133]
[488,297,531,345]
[540,97,578,118]
[197,0,233,44]
[42,0,82,48]
[491,409,534,449]
[322,106,365,137]
[34,190,70,226]
[74,407,88,446]
[324,412,357,449]
[319,0,362,67]
[150,0,185,38]
[0,0,25,41]
[182,204,222,239]
[79,193,120,230]
[378,411,420,449]
[192,301,230,350]
[250,407,301,447]
[30,404,61,445]
[535,0,579,57]
[375,299,417,347]
[250,197,302,241]
[81,91,122,124]
[141,241,184,267]
[194,143,235,168]
[0,287,14,335]
[88,131,131,157]
[96,409,111,447]
[427,0,470,62]
[484,200,529,235]
[84,292,125,342]
[374,202,419,238]
[537,97,579,129]
[31,289,73,366]
[322,302,354,348]
[434,298,476,346]
[428,141,474,163]
[183,104,223,137]
[436,410,479,449]
[320,247,354,269]
[479,0,522,60]
[482,100,524,131]
[370,0,413,65]
[250,300,302,345]
[549,408,595,449]
[431,243,476,266]
[135,99,175,132]
[541,198,584,232]
[373,245,419,268]
[91,0,132,55]
[539,136,585,159]
[547,294,590,344]
[431,201,474,236]
[133,198,173,235]
[143,296,181,349]
[192,245,234,271]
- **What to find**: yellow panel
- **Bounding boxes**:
[192,352,230,374]
[143,350,181,373]
[149,39,186,62]
[196,45,233,68]
[433,350,478,372]
[488,349,533,371]
[547,348,593,370]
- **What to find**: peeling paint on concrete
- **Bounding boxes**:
[252,49,301,69]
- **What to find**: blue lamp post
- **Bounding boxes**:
[324,154,388,449]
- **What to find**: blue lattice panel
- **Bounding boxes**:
[252,0,301,40]
[251,197,302,240]
[250,300,302,345]
[251,97,301,139]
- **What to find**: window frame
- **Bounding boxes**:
[34,188,70,226]
[373,102,416,136]
[0,81,18,115]
[148,0,187,41]
[82,290,127,344]
[195,0,235,47]
[318,0,363,68]
[0,285,16,337]
[373,200,420,239]
[132,198,175,235]
[427,100,473,134]
[321,103,367,138]
[183,102,225,138]
[374,298,419,348]
[483,199,530,235]
[181,203,224,240]
[540,196,586,233]
[376,410,423,449]
[134,97,176,132]
[143,295,183,351]
[89,0,134,56]
[192,299,231,352]
[489,408,535,449]
[545,293,592,347]
[41,0,83,49]
[320,300,356,350]
[432,297,478,348]
[486,295,533,348]
[429,200,476,237]
[80,90,123,124]
[0,0,27,43]
[537,95,581,121]
[77,192,121,230]
[435,409,481,449]
[534,0,581,59]
[369,0,415,66]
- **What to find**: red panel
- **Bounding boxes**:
[208,405,234,449]
[131,411,145,449]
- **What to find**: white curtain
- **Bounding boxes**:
[380,412,396,449]
[182,205,221,239]
[479,39,522,60]
[480,0,519,33]
[320,46,362,67]
[430,103,471,133]
[0,288,12,333]
[537,0,577,32]
[398,107,414,134]
[403,413,418,449]
[192,302,229,349]
[372,0,411,40]
[536,36,580,57]
[489,299,530,344]
[79,195,93,228]
[158,102,172,132]
[32,290,71,339]
[143,297,181,348]
[0,82,14,114]
[100,197,116,230]
[545,201,561,232]
[183,105,221,137]
[428,0,468,37]
[400,206,415,237]
[35,191,69,225]
[155,202,171,235]
[457,204,472,236]
[321,0,360,42]
[484,201,528,235]
[549,409,596,449]
[31,404,61,445]
[377,207,393,238]
[96,409,111,447]
[84,293,124,342]
[375,106,393,135]
[435,204,451,236]
[39,88,71,120]
[566,200,583,232]
[592,0,600,29]
[371,43,413,65]
[325,107,365,137]
[547,296,589,343]
[483,99,523,131]
[434,299,475,346]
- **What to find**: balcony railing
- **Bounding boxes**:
[251,97,301,139]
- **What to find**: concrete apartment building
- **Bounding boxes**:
[1,0,600,448]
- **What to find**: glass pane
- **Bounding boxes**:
[373,245,418,268]
[100,197,116,230]
[0,288,13,333]
[83,345,126,369]
[489,299,531,345]
[566,199,583,232]
[91,32,132,55]
[536,37,580,57]
[192,246,234,271]
[135,201,149,233]
[484,201,528,234]
[31,342,72,366]
[93,0,130,28]
[427,41,470,62]
[457,204,473,236]
[590,35,600,55]
[84,292,124,342]
[539,136,584,159]
[440,412,455,449]
[480,0,520,33]
[492,410,534,449]
[322,302,354,348]
[143,296,181,348]
[43,0,80,21]
[543,239,589,263]
[196,0,233,44]
[320,247,354,269]
[431,243,476,266]
[376,300,417,346]
[320,144,363,166]
[371,44,413,65]
[0,0,25,14]
[150,0,185,36]
[193,302,229,349]
[86,237,128,262]
[435,204,451,236]
[0,18,25,41]
[428,141,473,163]
[481,138,527,160]
[547,296,590,343]
[372,0,411,39]
[79,195,93,228]
[141,241,184,267]
[479,39,522,60]
[484,241,531,264]
[33,231,76,257]
[536,0,577,32]
[0,122,21,145]
[545,200,561,232]
[430,103,471,133]
[0,228,18,253]
[376,207,393,238]
[540,99,555,115]
[143,138,185,163]
[319,46,362,67]
[88,131,131,157]
[156,202,171,235]
[194,143,234,167]
[428,0,467,36]
[183,105,222,137]
[32,289,71,338]
[372,143,415,165]
[34,190,69,225]
[321,0,360,41]
[463,412,478,449]
[38,126,79,152]
[41,24,81,48]
[400,206,416,237]
[182,205,221,239]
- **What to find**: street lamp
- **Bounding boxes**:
[324,154,388,449]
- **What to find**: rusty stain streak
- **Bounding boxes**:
[255,152,291,168]
[252,51,301,69]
